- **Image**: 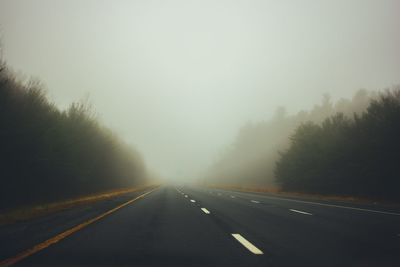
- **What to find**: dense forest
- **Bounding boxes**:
[206,89,375,187]
[0,61,147,210]
[207,86,400,201]
[276,88,400,201]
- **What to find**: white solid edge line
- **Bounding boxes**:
[289,209,313,215]
[201,208,210,214]
[229,191,400,216]
[190,199,196,203]
[231,234,264,255]
[251,200,260,203]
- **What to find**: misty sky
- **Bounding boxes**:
[1,0,399,180]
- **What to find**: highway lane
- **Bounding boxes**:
[4,186,400,266]
[0,189,157,264]
[16,187,269,267]
[185,187,400,267]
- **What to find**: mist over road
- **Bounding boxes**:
[3,186,399,267]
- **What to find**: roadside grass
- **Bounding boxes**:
[0,185,158,226]
[205,184,400,206]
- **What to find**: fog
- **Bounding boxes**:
[1,0,399,182]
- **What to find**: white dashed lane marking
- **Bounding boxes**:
[231,234,264,255]
[201,208,210,214]
[289,209,313,215]
[190,199,196,203]
[251,200,260,204]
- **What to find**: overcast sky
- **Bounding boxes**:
[1,0,399,180]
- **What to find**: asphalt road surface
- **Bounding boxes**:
[1,186,400,267]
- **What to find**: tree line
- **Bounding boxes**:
[0,61,147,210]
[275,88,400,201]
[206,89,375,188]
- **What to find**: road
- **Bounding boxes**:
[1,186,400,267]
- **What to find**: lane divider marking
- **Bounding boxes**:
[0,188,158,267]
[201,208,210,214]
[231,196,235,198]
[231,234,264,255]
[233,192,400,216]
[190,199,196,203]
[185,195,188,198]
[251,200,260,204]
[289,209,312,215]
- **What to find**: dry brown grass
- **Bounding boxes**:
[0,184,158,225]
